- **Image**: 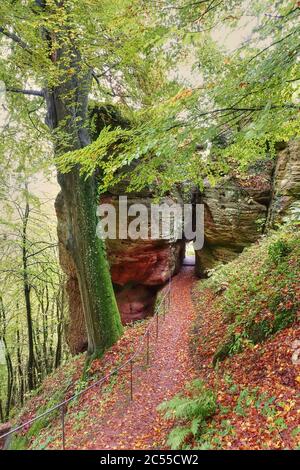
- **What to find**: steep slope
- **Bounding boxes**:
[159,228,300,450]
[5,267,197,450]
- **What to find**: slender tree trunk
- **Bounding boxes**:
[3,337,13,420]
[41,285,50,374]
[16,329,24,406]
[22,199,36,390]
[0,399,3,423]
[55,284,64,368]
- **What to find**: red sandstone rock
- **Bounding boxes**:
[115,284,158,324]
[109,241,184,286]
[55,190,185,354]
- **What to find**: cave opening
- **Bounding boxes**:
[183,241,196,266]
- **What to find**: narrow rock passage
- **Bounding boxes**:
[79,266,197,450]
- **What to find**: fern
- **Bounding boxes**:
[166,426,191,450]
[190,417,202,436]
[158,380,217,449]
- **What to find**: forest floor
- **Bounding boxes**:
[67,266,197,450]
[18,266,197,450]
[11,231,299,451]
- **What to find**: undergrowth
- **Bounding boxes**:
[200,229,300,364]
[158,379,217,449]
[160,226,300,450]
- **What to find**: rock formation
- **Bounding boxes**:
[56,188,185,354]
[106,191,185,327]
[195,139,300,276]
[195,160,274,276]
[0,422,11,450]
[56,102,299,354]
[267,140,300,227]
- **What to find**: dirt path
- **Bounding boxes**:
[78,266,197,450]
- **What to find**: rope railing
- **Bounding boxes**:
[0,283,171,450]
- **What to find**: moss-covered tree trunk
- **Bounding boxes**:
[58,170,123,356]
[43,33,123,357]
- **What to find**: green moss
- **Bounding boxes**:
[73,170,124,357]
[272,309,296,333]
[268,239,292,265]
[7,434,28,450]
[213,336,235,366]
[88,102,130,142]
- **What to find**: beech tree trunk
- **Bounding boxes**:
[44,45,123,357]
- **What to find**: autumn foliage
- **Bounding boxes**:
[161,229,300,450]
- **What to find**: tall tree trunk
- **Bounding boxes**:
[58,170,123,356]
[22,199,36,390]
[43,41,123,357]
[2,337,13,420]
[16,329,24,406]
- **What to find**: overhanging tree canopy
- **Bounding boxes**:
[58,0,300,193]
[0,0,168,358]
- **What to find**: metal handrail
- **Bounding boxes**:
[0,283,171,448]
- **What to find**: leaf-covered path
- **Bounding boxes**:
[76,266,196,450]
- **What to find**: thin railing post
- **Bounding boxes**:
[130,359,133,401]
[146,330,150,365]
[61,405,65,450]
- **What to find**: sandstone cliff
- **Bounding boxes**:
[56,189,185,354]
[195,140,300,276]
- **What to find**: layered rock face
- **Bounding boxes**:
[267,140,300,227]
[195,140,300,276]
[103,193,185,285]
[195,162,274,276]
[105,192,185,326]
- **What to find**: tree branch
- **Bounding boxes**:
[199,104,297,117]
[247,30,299,64]
[0,27,32,54]
[5,88,44,97]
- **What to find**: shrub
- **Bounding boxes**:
[198,231,300,364]
[268,239,291,265]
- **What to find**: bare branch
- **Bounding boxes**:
[5,88,45,98]
[0,27,32,54]
[247,30,299,64]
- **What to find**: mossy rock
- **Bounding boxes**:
[88,102,130,141]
